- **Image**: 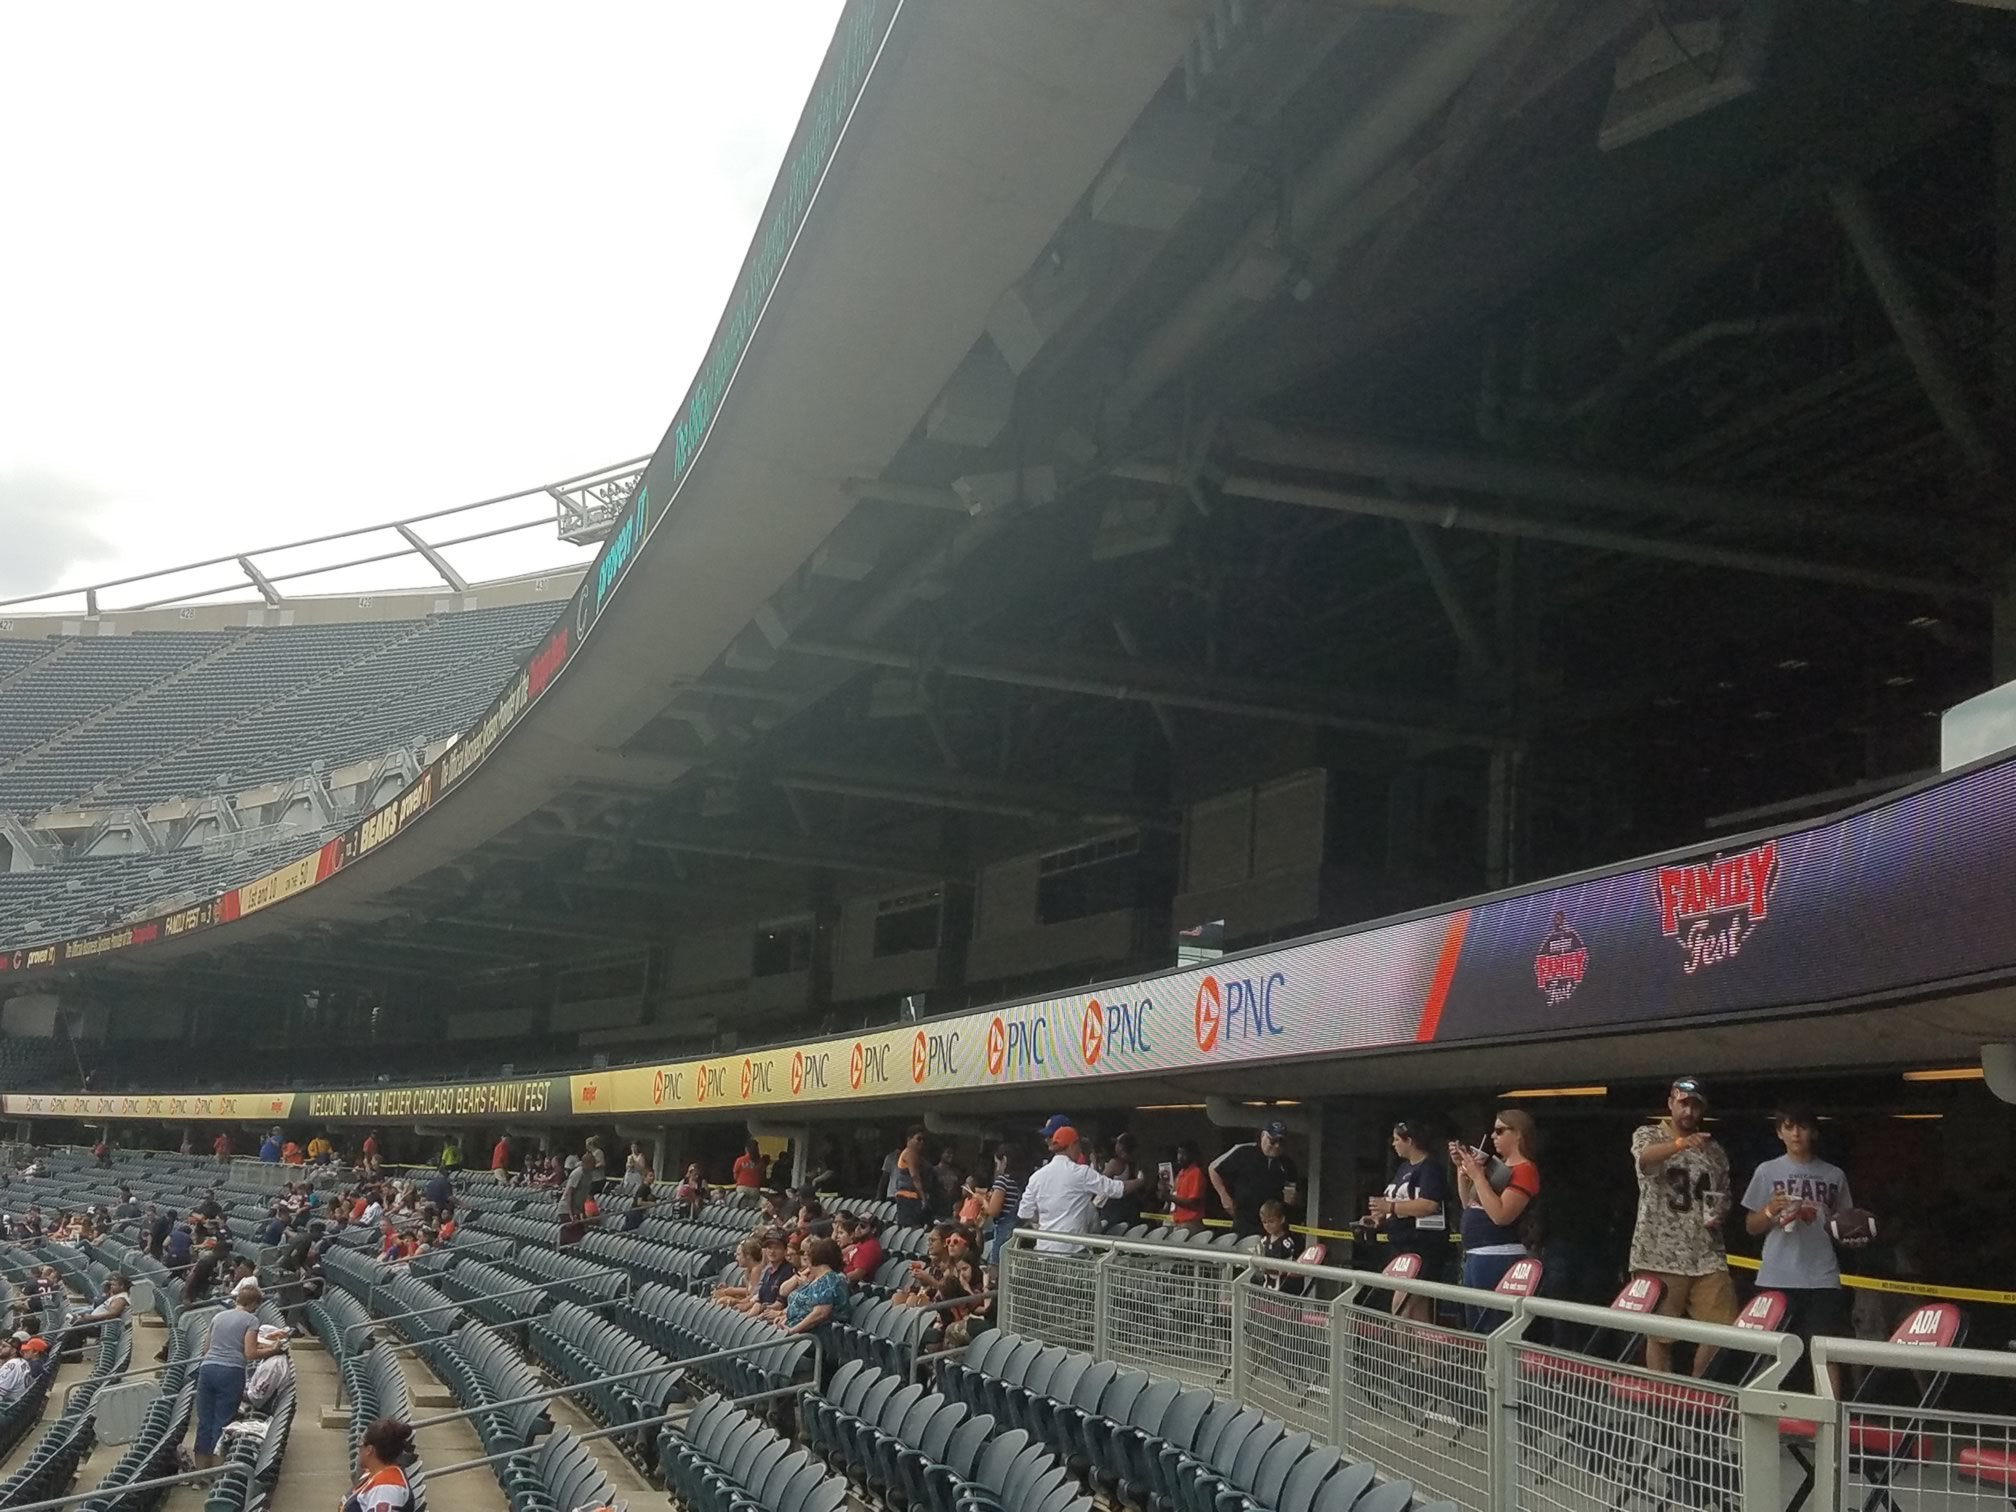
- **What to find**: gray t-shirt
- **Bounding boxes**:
[1742,1155,1851,1289]
[203,1307,260,1369]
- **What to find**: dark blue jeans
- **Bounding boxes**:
[1461,1250,1524,1332]
[194,1361,245,1454]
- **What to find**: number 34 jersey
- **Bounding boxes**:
[1629,1120,1732,1277]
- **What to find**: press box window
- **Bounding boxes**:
[873,889,942,957]
[1038,833,1141,924]
[752,920,812,978]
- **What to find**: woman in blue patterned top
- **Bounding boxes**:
[781,1236,851,1335]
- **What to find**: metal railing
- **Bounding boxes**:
[1813,1335,2016,1512]
[0,458,643,618]
[999,1231,1834,1512]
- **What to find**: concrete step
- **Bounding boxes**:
[397,1353,508,1512]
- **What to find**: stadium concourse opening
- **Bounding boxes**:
[6,0,2016,1507]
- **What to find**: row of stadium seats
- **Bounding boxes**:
[0,621,397,815]
[668,1394,849,1512]
[111,600,562,806]
[0,603,562,818]
[0,822,345,947]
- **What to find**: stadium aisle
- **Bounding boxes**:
[222,1342,355,1512]
[400,1351,504,1512]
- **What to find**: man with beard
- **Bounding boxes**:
[1630,1076,1735,1376]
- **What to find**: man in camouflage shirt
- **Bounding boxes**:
[1630,1076,1736,1376]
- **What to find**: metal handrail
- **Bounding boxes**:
[419,1378,813,1482]
[0,1339,815,1512]
[1509,1293,1804,1389]
[338,1269,628,1353]
[1812,1334,2016,1387]
[404,1329,818,1429]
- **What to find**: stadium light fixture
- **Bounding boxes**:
[1901,1067,1984,1082]
[1499,1085,1609,1099]
[1134,1103,1207,1112]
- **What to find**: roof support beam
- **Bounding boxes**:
[1220,422,1965,553]
[236,556,282,606]
[629,829,949,880]
[784,637,1507,748]
[1199,472,1987,603]
[1403,522,1494,673]
[771,762,1164,827]
[1830,181,1999,477]
[396,524,470,594]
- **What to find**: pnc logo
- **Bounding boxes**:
[695,1063,710,1104]
[849,1042,865,1090]
[1195,972,1286,1052]
[985,1018,1007,1075]
[912,1031,928,1085]
[741,1059,754,1100]
[791,1051,804,1096]
[651,1069,666,1105]
[1082,1001,1105,1066]
[1195,976,1223,1052]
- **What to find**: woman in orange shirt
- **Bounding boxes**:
[1167,1142,1207,1230]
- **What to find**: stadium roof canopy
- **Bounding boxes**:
[9,0,2016,1055]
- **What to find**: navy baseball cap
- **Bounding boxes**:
[1670,1077,1707,1103]
[1261,1119,1290,1140]
[1039,1114,1072,1139]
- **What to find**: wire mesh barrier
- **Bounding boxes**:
[996,1231,1860,1512]
[1336,1295,1493,1510]
[997,1242,1099,1355]
[1510,1344,1747,1512]
[1105,1248,1237,1389]
[1814,1335,2016,1512]
[1240,1284,1335,1437]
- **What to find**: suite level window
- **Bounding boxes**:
[753,922,813,978]
[874,889,942,957]
[1038,833,1141,925]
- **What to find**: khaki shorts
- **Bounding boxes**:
[1641,1267,1739,1328]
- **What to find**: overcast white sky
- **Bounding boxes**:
[0,3,845,610]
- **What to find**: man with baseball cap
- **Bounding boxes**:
[1630,1076,1736,1376]
[1017,1124,1148,1253]
[1209,1119,1302,1238]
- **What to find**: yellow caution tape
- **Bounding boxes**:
[1724,1253,2016,1307]
[1145,1215,2016,1305]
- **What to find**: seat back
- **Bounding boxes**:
[1495,1257,1544,1297]
[1735,1290,1788,1333]
[1381,1252,1421,1281]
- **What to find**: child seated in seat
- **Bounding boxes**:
[739,1231,795,1317]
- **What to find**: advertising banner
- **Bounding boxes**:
[0,1091,298,1121]
[302,1076,570,1123]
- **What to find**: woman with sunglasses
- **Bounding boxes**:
[1451,1108,1540,1329]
